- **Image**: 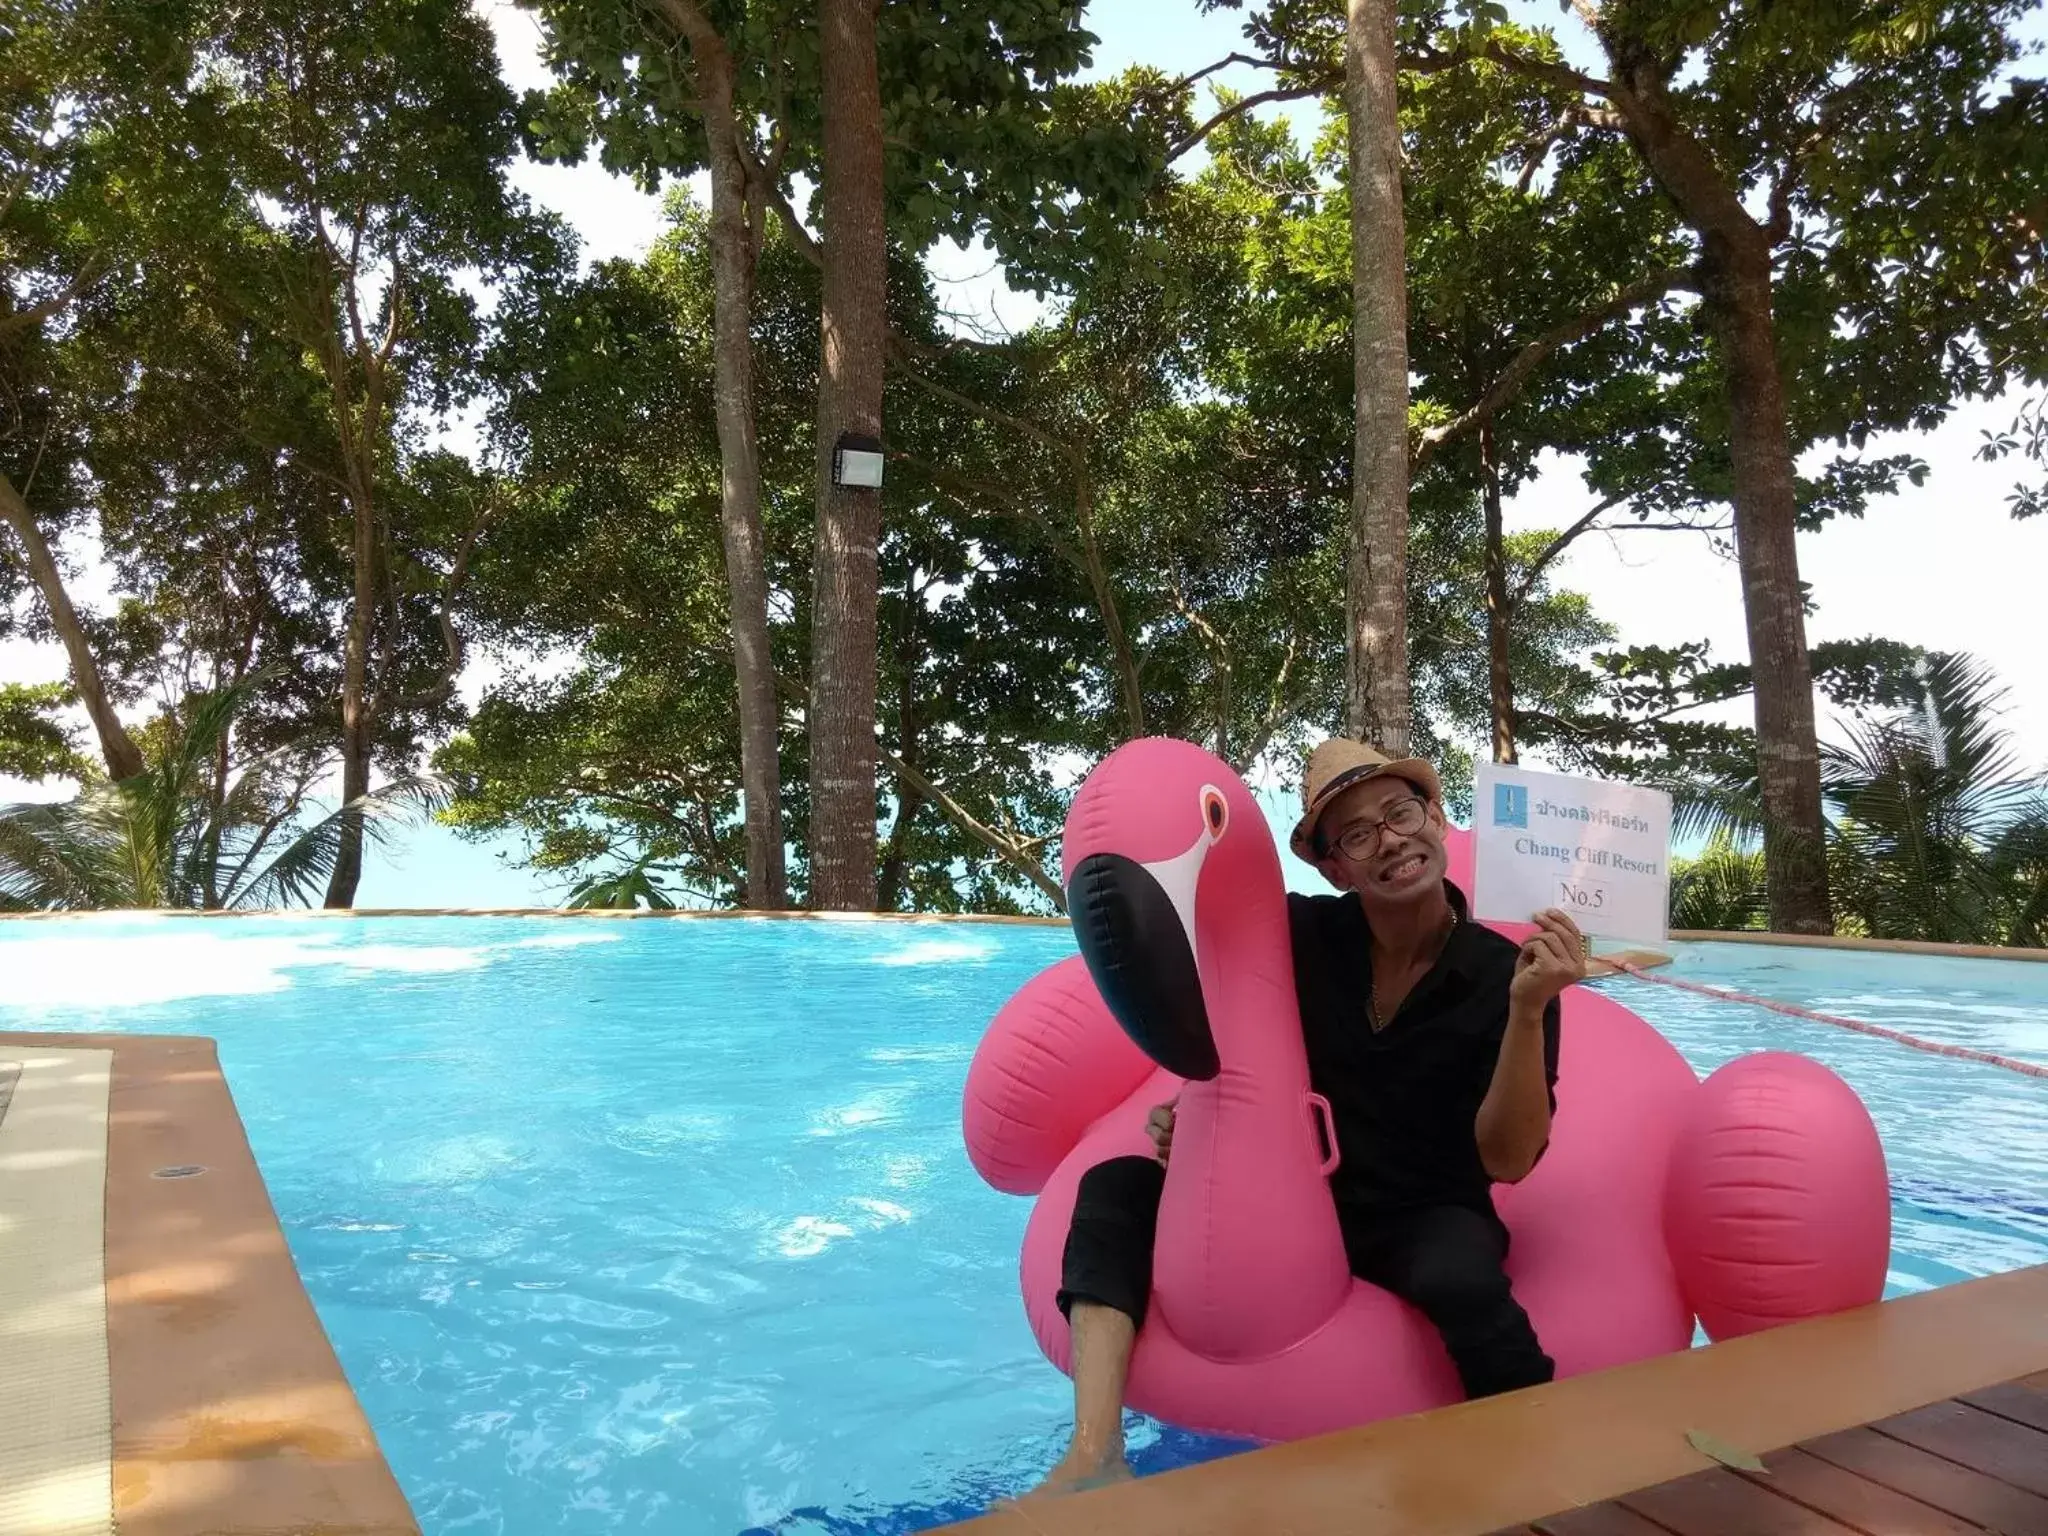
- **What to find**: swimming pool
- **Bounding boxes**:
[1,916,2044,1533]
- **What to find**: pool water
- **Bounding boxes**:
[1,917,2044,1533]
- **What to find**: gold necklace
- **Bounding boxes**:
[1366,909,1458,1033]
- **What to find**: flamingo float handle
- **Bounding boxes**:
[1306,1092,1340,1176]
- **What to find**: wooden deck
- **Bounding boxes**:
[1513,1370,2048,1535]
[941,1264,2048,1536]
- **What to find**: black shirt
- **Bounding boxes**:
[1288,882,1561,1224]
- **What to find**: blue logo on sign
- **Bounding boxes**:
[1493,783,1528,828]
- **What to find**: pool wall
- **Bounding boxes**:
[3,908,2045,963]
[0,1029,419,1536]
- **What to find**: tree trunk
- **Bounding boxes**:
[878,661,922,912]
[1075,477,1145,740]
[0,474,146,781]
[1480,420,1517,765]
[323,480,377,908]
[1343,0,1411,753]
[807,0,888,911]
[1705,244,1832,934]
[702,56,787,911]
[1578,46,1834,935]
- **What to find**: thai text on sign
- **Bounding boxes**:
[1471,762,1673,947]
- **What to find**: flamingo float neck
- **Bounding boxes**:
[1149,825,1354,1363]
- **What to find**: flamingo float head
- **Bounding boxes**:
[1059,738,1275,1083]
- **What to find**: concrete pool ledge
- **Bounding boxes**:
[0,1030,418,1536]
[4,906,2044,963]
[1668,927,2048,962]
[941,1263,2048,1536]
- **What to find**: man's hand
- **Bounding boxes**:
[1146,1098,1178,1165]
[1510,908,1586,1015]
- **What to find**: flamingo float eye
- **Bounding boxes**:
[1201,785,1229,839]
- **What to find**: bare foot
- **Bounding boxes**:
[1017,1444,1135,1500]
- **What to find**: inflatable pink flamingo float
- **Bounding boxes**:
[963,738,1892,1443]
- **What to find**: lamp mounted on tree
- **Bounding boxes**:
[832,434,885,490]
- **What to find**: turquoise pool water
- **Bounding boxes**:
[1,916,2044,1533]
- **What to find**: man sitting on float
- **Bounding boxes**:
[1036,738,1582,1494]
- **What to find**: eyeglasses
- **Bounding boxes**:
[1325,795,1428,861]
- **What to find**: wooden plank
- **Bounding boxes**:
[1958,1378,2048,1435]
[1533,1506,1677,1536]
[929,1267,2048,1536]
[1735,1448,1986,1536]
[1802,1424,2048,1531]
[1620,1468,1860,1535]
[1872,1399,2048,1498]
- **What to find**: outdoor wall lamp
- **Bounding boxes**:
[832,433,885,490]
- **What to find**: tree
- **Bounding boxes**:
[524,0,1168,911]
[0,0,224,782]
[1469,0,2048,933]
[805,0,891,910]
[208,0,552,906]
[444,207,1081,911]
[1343,0,1412,750]
[448,210,798,907]
[521,0,795,906]
[0,678,436,911]
[1824,655,2048,947]
[1668,831,1767,931]
[1399,38,1698,764]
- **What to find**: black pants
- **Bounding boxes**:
[1057,1156,1555,1400]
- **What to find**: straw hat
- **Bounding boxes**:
[1288,738,1443,861]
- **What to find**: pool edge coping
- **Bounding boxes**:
[5,907,2044,965]
[0,1029,420,1536]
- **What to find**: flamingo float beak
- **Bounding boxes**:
[1066,825,1221,1082]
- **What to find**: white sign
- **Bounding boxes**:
[1471,762,1672,947]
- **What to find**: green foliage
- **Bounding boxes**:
[12,0,2040,926]
[1824,654,2048,946]
[518,0,1169,283]
[1669,832,1769,932]
[566,854,682,911]
[0,678,440,910]
[0,683,88,782]
[1649,651,2048,946]
[1978,394,2048,522]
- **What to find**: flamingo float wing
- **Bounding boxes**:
[1664,1051,1891,1340]
[962,954,1159,1195]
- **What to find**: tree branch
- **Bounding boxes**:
[1412,265,1698,471]
[0,262,107,345]
[1511,490,1631,604]
[758,175,822,266]
[1177,51,1302,90]
[385,491,497,714]
[769,669,1065,909]
[1513,107,1582,195]
[1474,39,1614,101]
[1170,83,1331,161]
[878,744,1066,911]
[887,339,1082,466]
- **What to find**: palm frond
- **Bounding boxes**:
[1820,652,2048,943]
[229,774,447,910]
[0,802,122,910]
[1668,830,1769,931]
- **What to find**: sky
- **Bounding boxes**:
[3,0,2043,907]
